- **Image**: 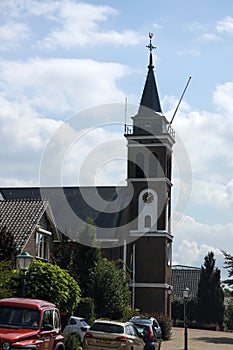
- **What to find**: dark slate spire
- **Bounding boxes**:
[138,33,162,114]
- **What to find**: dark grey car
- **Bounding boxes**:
[130,317,162,350]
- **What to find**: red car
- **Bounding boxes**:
[0,298,64,350]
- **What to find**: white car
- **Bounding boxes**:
[62,316,90,343]
[83,319,145,350]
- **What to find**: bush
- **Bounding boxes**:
[88,258,131,319]
[64,334,81,350]
[223,298,233,331]
[156,313,172,340]
[120,306,141,322]
[74,298,95,324]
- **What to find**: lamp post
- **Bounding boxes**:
[17,252,34,297]
[167,286,173,319]
[183,287,190,350]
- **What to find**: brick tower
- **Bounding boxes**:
[124,34,175,315]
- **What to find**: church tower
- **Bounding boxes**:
[124,34,175,315]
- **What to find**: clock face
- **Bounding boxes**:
[142,192,154,204]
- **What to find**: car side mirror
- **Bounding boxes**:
[42,324,53,331]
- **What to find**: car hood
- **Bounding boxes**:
[0,328,38,341]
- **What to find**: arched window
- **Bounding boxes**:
[136,152,145,178]
[149,153,158,178]
[167,156,171,179]
[145,215,151,228]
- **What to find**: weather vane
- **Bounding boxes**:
[146,32,156,53]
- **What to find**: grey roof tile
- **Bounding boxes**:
[0,199,49,251]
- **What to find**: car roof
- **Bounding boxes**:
[130,317,155,325]
[71,316,86,321]
[93,320,129,327]
[0,298,56,309]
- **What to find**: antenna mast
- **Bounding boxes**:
[170,76,192,124]
[124,97,128,133]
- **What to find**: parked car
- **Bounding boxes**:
[83,319,145,350]
[62,316,90,343]
[0,297,64,350]
[130,317,162,350]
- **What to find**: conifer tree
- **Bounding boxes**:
[222,250,233,287]
[197,251,224,327]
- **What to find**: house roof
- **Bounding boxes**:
[0,199,51,252]
[172,264,201,271]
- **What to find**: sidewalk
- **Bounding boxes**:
[161,327,233,350]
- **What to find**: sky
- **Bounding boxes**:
[1,0,233,281]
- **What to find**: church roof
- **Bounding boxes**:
[138,34,162,115]
[0,187,128,246]
[0,199,49,251]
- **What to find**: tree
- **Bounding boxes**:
[88,258,131,319]
[51,233,74,270]
[0,260,18,298]
[16,260,81,315]
[0,220,17,265]
[72,217,101,295]
[0,222,18,298]
[222,250,233,287]
[197,251,224,327]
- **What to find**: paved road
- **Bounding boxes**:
[161,327,233,350]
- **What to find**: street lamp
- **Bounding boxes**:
[183,287,190,350]
[17,251,34,297]
[167,286,173,319]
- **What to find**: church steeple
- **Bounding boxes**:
[138,33,162,115]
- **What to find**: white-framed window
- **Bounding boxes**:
[35,232,48,260]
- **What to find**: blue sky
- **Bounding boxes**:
[1,0,233,281]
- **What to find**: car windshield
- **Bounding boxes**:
[90,322,124,334]
[0,305,40,329]
[133,324,147,334]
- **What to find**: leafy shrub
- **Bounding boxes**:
[156,313,172,340]
[64,334,81,350]
[223,298,233,331]
[120,306,140,322]
[88,258,131,319]
[74,297,95,324]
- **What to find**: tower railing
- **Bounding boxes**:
[124,122,175,140]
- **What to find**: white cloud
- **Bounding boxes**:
[172,212,233,279]
[176,49,200,57]
[0,95,62,185]
[0,58,129,114]
[173,105,233,181]
[213,82,233,114]
[60,126,127,186]
[192,179,233,209]
[0,0,144,49]
[200,33,219,41]
[217,16,233,33]
[0,22,29,48]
